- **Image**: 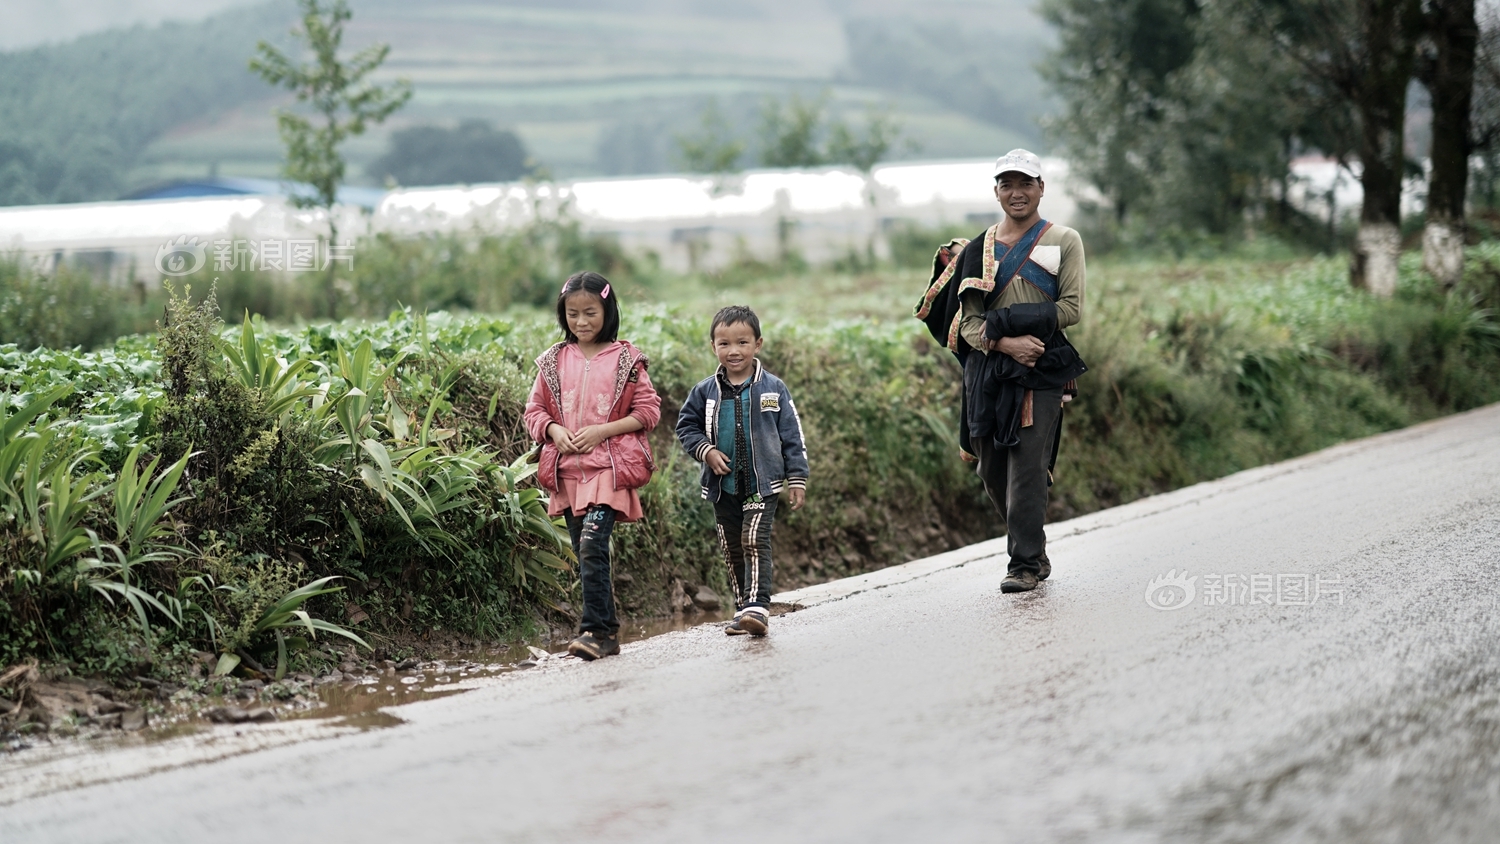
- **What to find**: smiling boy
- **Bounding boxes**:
[675,305,809,637]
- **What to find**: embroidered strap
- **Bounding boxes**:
[958,225,1001,297]
[913,238,970,320]
[957,219,1046,294]
[949,221,1056,350]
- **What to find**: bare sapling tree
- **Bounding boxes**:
[250,0,410,317]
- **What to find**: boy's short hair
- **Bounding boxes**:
[711,305,761,341]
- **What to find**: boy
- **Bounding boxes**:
[676,305,809,637]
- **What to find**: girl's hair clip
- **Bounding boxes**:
[600,283,611,299]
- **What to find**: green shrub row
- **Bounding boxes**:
[1055,249,1500,515]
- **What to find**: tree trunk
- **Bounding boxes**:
[1421,0,1478,288]
[325,218,340,320]
[1351,0,1423,296]
[1354,221,1401,295]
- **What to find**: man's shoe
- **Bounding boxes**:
[566,631,620,661]
[735,609,769,637]
[1001,570,1039,593]
[1037,559,1052,581]
[725,618,750,636]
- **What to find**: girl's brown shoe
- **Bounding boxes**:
[567,632,620,661]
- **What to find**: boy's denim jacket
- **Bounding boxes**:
[675,360,809,502]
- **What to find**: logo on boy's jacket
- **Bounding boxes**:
[760,394,780,412]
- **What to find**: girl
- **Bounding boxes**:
[523,271,661,661]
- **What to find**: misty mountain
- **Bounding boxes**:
[0,0,1055,204]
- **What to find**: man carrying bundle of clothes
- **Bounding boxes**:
[913,149,1087,594]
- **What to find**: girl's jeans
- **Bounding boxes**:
[564,506,619,637]
[713,492,778,611]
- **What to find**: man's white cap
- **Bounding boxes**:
[993,149,1043,180]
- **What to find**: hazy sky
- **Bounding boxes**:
[0,0,264,50]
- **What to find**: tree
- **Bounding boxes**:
[1040,0,1321,237]
[673,99,745,174]
[758,94,828,168]
[1040,0,1203,226]
[1417,0,1479,288]
[827,106,906,173]
[1471,3,1500,208]
[371,120,530,187]
[0,4,284,206]
[1269,0,1425,295]
[754,93,910,172]
[250,0,410,315]
[1044,0,1427,293]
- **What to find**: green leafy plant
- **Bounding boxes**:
[222,315,317,419]
[213,575,370,680]
[318,338,409,460]
[490,449,572,594]
[108,445,192,558]
[74,444,197,639]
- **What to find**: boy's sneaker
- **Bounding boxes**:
[734,609,769,637]
[567,631,620,661]
[1001,570,1039,593]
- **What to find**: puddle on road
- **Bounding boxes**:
[288,611,725,728]
[0,612,728,762]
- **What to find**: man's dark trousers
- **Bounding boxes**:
[973,386,1064,577]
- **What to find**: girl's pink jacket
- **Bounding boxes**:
[523,340,661,494]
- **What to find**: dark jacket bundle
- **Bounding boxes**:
[965,302,1087,449]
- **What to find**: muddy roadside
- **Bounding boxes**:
[0,610,727,755]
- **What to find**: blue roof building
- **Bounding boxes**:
[122,177,387,209]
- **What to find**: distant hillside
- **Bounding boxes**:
[0,3,287,205]
[0,0,1058,203]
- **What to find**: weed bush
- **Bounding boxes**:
[0,258,160,350]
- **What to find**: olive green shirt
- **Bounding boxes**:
[959,223,1086,353]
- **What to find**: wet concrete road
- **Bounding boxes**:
[5,404,1500,843]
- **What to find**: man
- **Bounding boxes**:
[916,149,1086,594]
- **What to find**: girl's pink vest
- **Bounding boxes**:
[526,341,656,494]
